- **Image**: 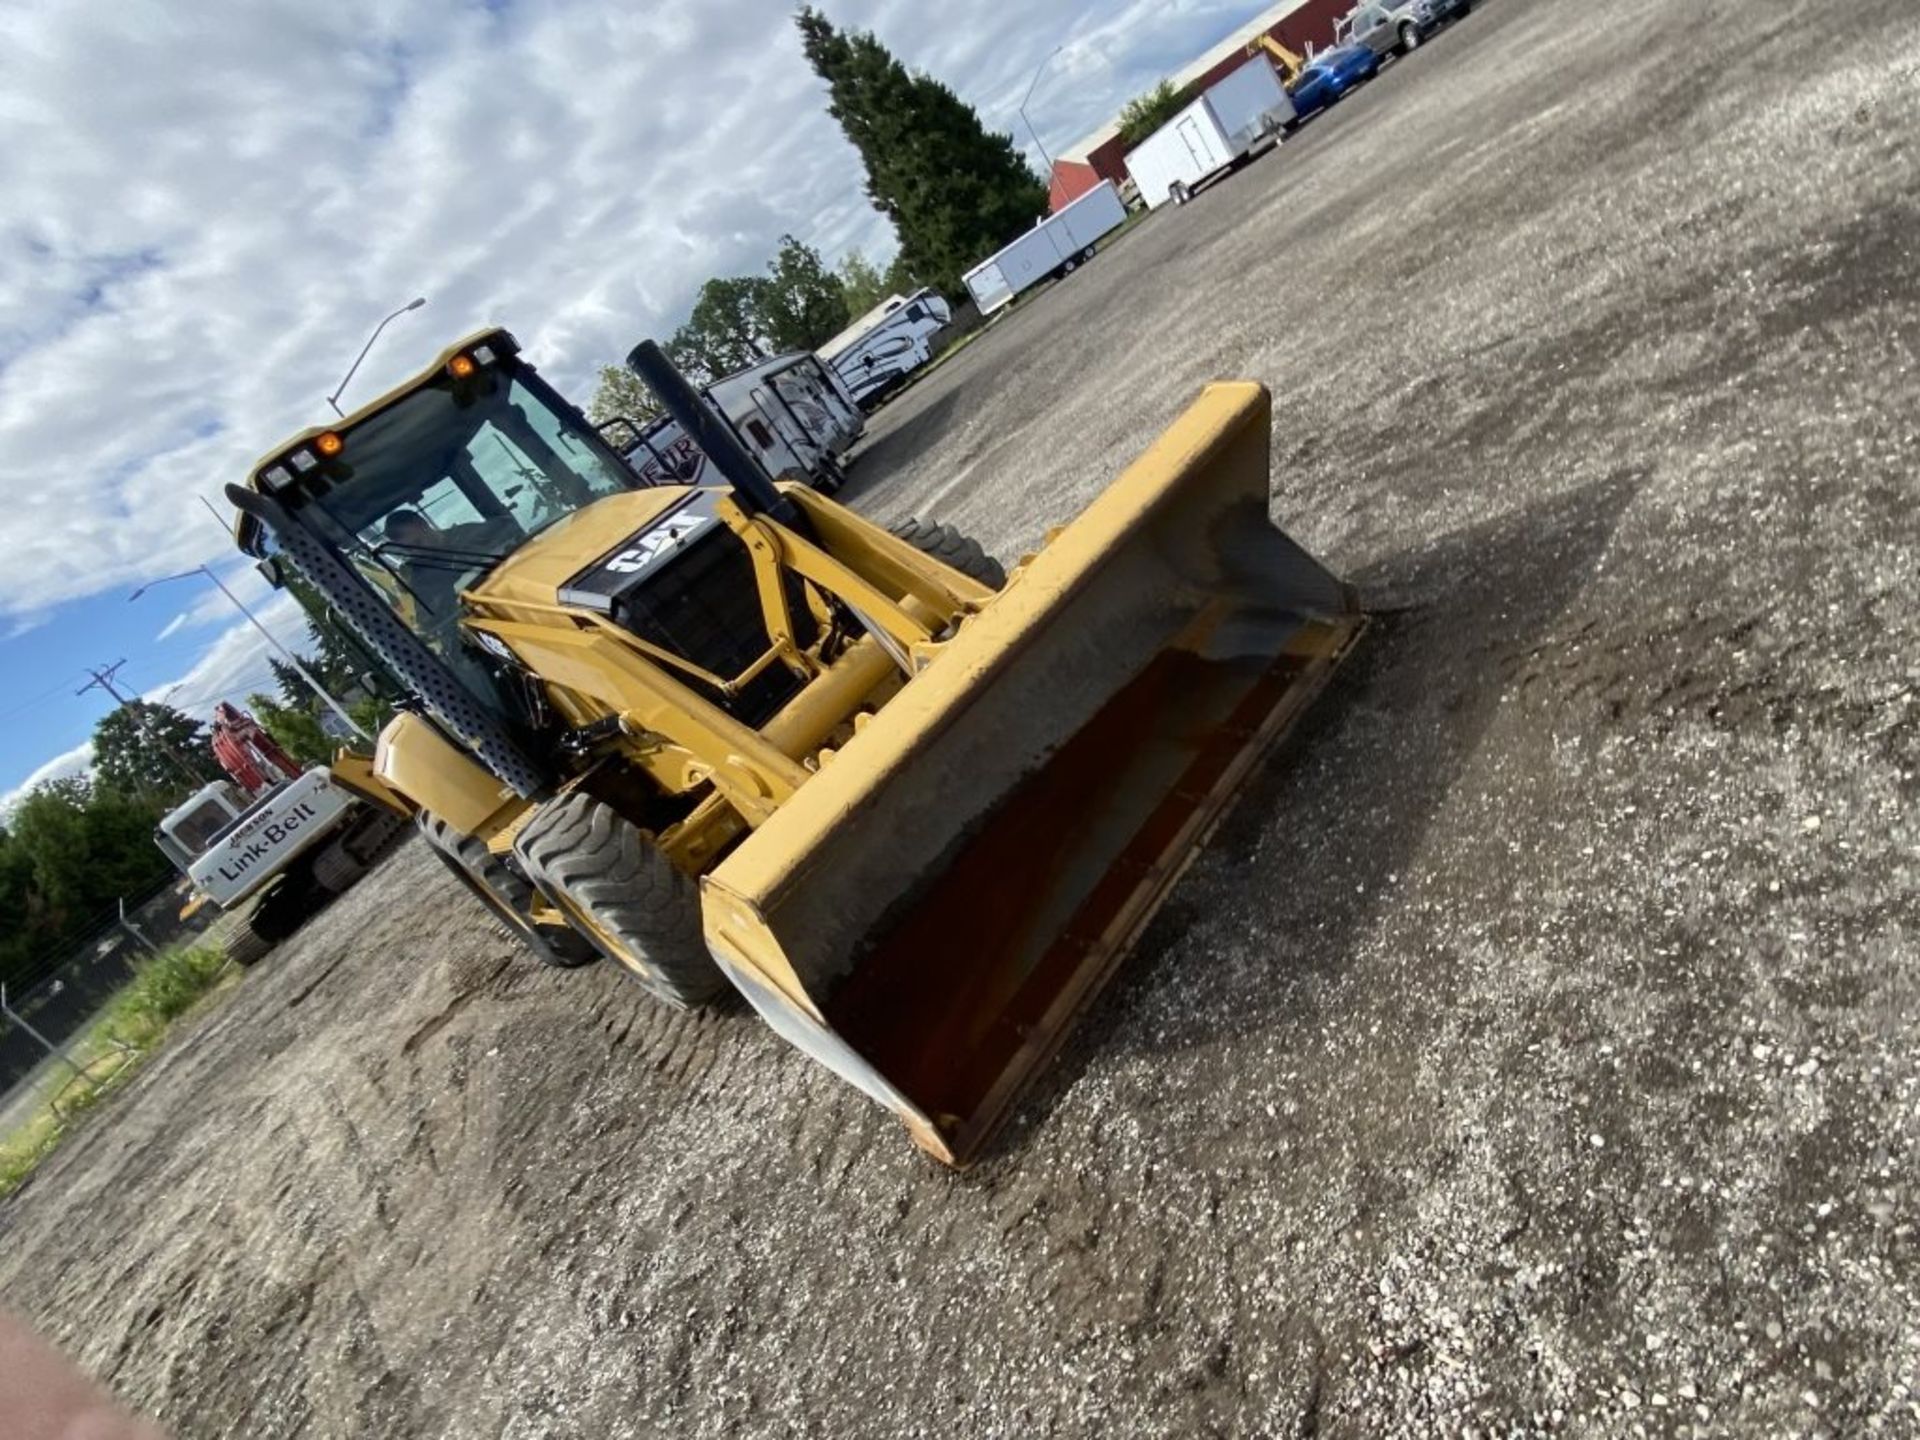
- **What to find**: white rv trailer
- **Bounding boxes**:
[613,351,862,493]
[817,288,952,409]
[961,180,1130,316]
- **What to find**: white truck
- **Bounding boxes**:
[156,770,404,966]
[613,351,863,493]
[1124,57,1296,209]
[817,289,952,409]
[961,180,1130,316]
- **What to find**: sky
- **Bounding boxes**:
[0,0,1269,812]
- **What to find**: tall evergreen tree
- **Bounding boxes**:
[246,693,334,768]
[796,9,1048,294]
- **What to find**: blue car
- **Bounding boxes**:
[1286,44,1380,124]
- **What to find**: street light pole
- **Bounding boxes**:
[327,297,426,418]
[1019,45,1066,179]
[128,567,371,742]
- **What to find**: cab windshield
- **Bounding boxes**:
[299,362,636,666]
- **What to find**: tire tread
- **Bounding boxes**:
[513,793,723,1009]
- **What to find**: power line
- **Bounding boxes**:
[0,670,93,724]
[165,668,290,713]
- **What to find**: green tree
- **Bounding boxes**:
[669,276,775,382]
[283,574,391,699]
[758,235,851,352]
[348,695,394,740]
[837,249,919,318]
[0,777,175,988]
[90,702,219,802]
[8,779,167,918]
[796,8,1048,293]
[1118,80,1190,144]
[246,694,334,768]
[5,779,96,918]
[588,364,663,428]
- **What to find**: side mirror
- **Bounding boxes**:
[257,556,287,589]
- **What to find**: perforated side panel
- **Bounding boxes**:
[229,488,550,798]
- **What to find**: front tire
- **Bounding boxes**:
[418,810,598,969]
[224,921,273,969]
[1398,23,1420,54]
[513,793,724,1009]
[889,518,1006,589]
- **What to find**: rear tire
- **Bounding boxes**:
[224,921,273,969]
[1169,180,1190,206]
[812,457,848,495]
[1398,23,1420,53]
[889,518,1006,589]
[418,810,599,969]
[513,793,725,1009]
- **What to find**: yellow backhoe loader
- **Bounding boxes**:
[1248,32,1309,85]
[227,329,1363,1165]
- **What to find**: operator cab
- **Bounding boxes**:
[154,780,254,873]
[238,331,650,716]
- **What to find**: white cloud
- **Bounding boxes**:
[0,0,1261,609]
[0,739,94,819]
[151,592,314,718]
[0,0,1269,793]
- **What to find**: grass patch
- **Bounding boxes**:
[0,943,233,1199]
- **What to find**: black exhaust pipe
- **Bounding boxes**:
[626,340,799,525]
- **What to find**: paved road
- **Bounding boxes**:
[4,1,1917,1434]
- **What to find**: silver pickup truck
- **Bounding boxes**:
[1334,0,1472,59]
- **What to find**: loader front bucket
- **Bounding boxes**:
[702,383,1365,1165]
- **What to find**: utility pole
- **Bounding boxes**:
[78,661,205,794]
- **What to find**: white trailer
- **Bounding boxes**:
[962,180,1130,316]
[1124,57,1296,209]
[817,288,952,409]
[615,351,863,494]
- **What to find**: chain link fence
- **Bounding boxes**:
[0,880,225,1107]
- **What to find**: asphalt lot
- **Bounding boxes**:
[4,0,1918,1434]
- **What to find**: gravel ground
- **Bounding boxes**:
[6,0,1919,1435]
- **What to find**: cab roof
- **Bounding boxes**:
[231,326,519,554]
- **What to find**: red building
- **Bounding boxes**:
[1047,0,1354,211]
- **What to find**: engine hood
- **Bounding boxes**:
[467,486,714,609]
